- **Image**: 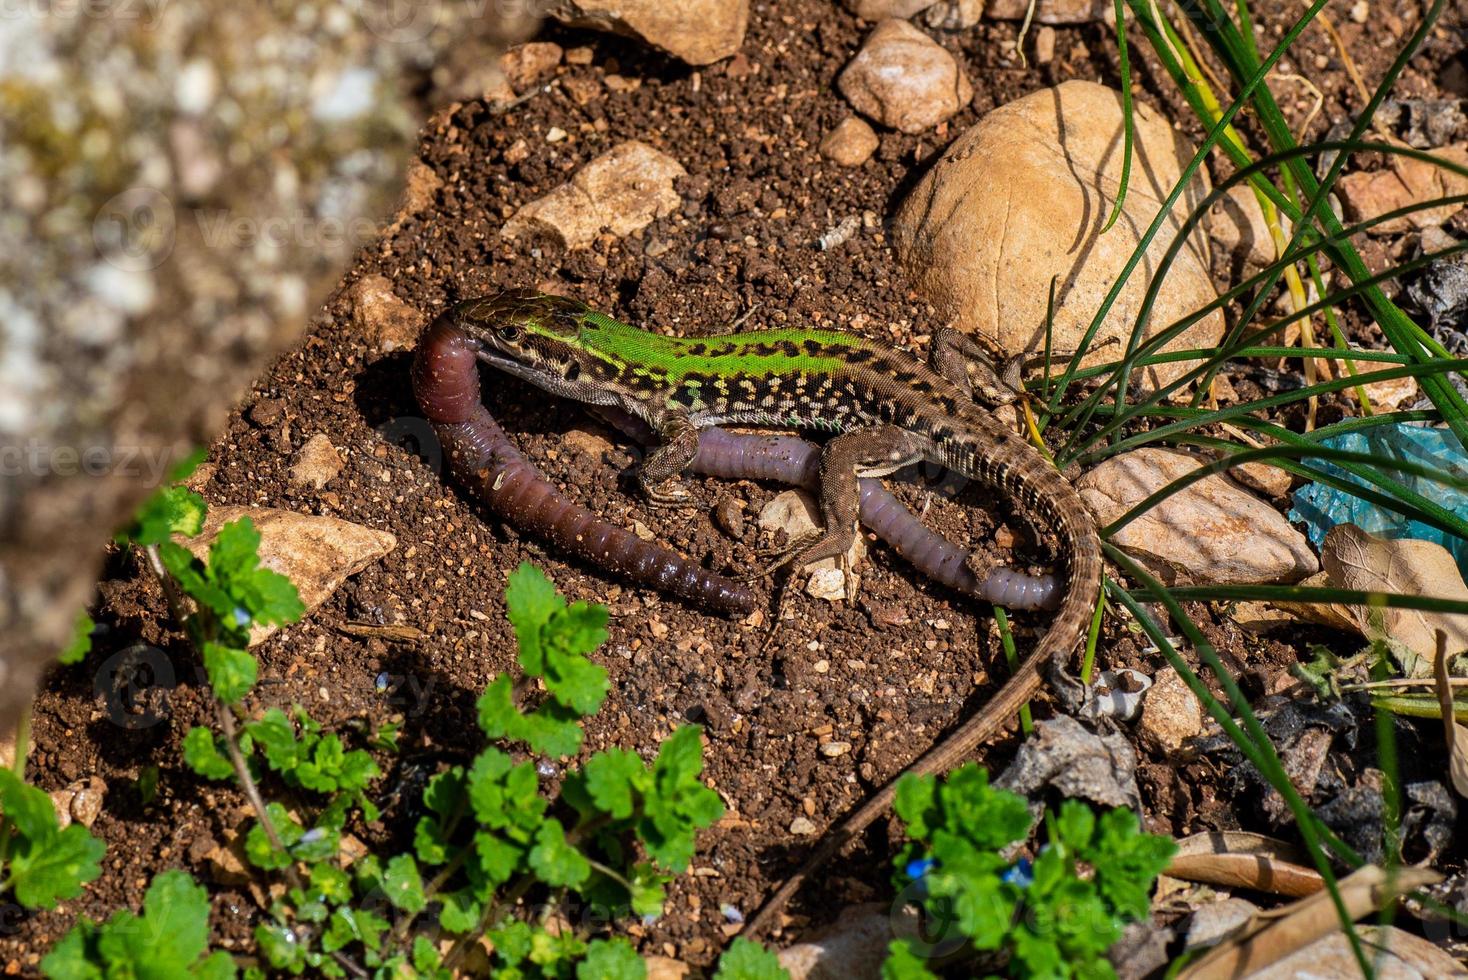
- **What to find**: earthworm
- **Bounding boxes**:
[413,317,755,615]
[595,411,1062,611]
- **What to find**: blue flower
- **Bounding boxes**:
[905,856,937,881]
[1002,857,1033,888]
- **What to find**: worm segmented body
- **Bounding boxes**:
[593,412,1061,610]
[414,317,755,615]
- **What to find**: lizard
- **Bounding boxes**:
[442,289,1104,933]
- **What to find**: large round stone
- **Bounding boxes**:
[893,80,1222,389]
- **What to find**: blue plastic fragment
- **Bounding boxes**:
[1288,424,1468,572]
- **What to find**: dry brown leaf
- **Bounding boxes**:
[1320,524,1468,668]
[1268,569,1361,634]
[1159,831,1323,900]
[1434,630,1468,798]
[1178,864,1442,980]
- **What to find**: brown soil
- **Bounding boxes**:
[6,0,1467,973]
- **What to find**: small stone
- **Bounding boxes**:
[1229,460,1292,499]
[205,835,252,886]
[501,41,563,91]
[820,741,852,758]
[562,428,614,459]
[819,116,880,167]
[713,497,746,539]
[565,46,596,65]
[501,141,687,250]
[1138,667,1203,755]
[1034,26,1058,65]
[561,75,603,106]
[546,0,749,65]
[789,816,818,836]
[1336,144,1468,234]
[1078,448,1318,585]
[348,275,426,352]
[838,19,973,134]
[503,138,531,166]
[806,567,850,602]
[924,0,983,28]
[545,126,568,143]
[842,0,940,18]
[1350,0,1368,22]
[1362,372,1419,410]
[603,74,642,93]
[1206,184,1278,268]
[290,434,343,490]
[248,399,284,428]
[182,506,396,645]
[632,520,656,542]
[67,776,107,828]
[984,0,1107,22]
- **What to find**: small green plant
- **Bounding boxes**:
[0,769,105,912]
[41,870,235,979]
[44,459,785,977]
[882,766,1176,979]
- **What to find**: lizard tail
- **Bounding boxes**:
[742,447,1102,939]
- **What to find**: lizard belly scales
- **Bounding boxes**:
[447,291,1104,933]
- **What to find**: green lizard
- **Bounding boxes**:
[447,289,1103,931]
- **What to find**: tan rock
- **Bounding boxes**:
[182,506,397,645]
[290,434,343,490]
[985,0,1108,22]
[348,275,425,352]
[1206,184,1279,268]
[843,0,939,19]
[501,42,563,92]
[645,957,690,980]
[924,0,984,29]
[546,0,748,65]
[1138,667,1203,755]
[893,81,1222,388]
[1229,459,1292,499]
[1336,144,1468,234]
[501,141,686,250]
[1363,371,1420,410]
[49,777,106,830]
[838,19,973,134]
[1034,25,1057,65]
[778,903,922,979]
[1077,448,1318,585]
[1249,926,1465,980]
[820,116,880,167]
[758,490,866,602]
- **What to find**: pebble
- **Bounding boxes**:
[1205,184,1278,268]
[1077,448,1318,586]
[248,398,284,428]
[182,506,397,645]
[892,81,1221,389]
[789,816,818,836]
[501,141,687,250]
[1336,144,1468,234]
[632,520,656,542]
[820,741,852,758]
[1034,26,1057,65]
[838,19,973,134]
[758,490,866,602]
[984,0,1106,21]
[348,274,426,352]
[713,497,746,539]
[547,0,749,65]
[819,116,880,167]
[289,433,343,490]
[50,777,107,830]
[501,41,562,92]
[1350,0,1368,22]
[924,0,983,29]
[545,126,568,143]
[503,138,531,165]
[842,0,940,18]
[1138,667,1203,755]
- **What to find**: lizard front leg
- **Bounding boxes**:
[930,326,1024,407]
[638,411,703,508]
[761,426,927,603]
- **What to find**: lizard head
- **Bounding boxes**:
[447,289,605,390]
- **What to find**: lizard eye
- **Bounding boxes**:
[498,325,521,343]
